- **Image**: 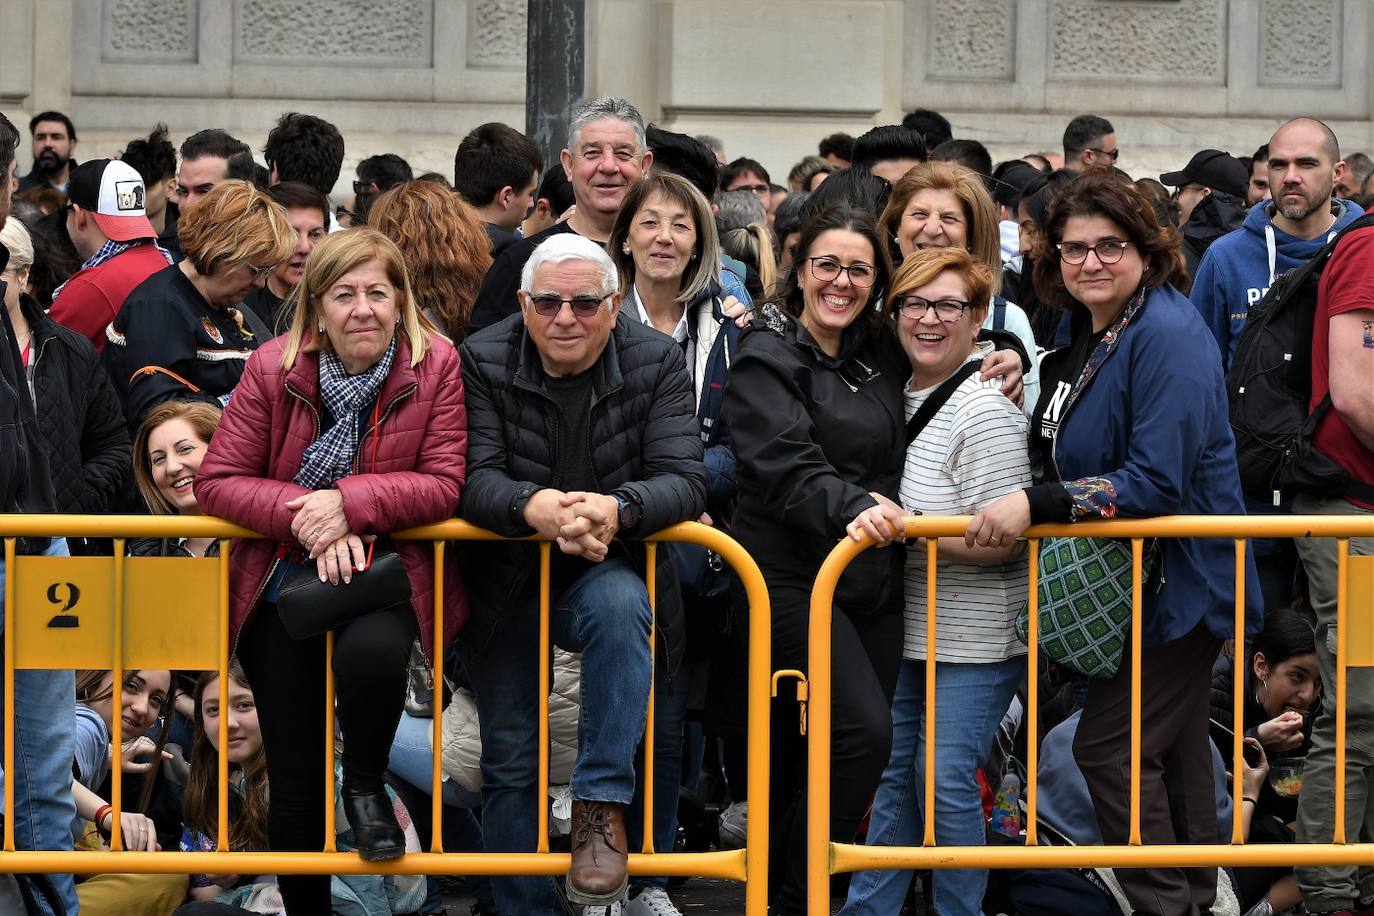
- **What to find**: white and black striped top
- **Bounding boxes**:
[899,347,1032,663]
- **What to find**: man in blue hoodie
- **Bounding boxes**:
[1191,118,1361,372]
[1189,118,1362,615]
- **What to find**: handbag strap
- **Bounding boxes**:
[363,396,382,569]
[905,361,983,447]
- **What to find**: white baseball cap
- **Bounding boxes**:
[67,158,155,242]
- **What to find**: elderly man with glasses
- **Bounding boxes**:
[458,232,706,915]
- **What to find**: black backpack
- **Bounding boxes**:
[1227,211,1374,505]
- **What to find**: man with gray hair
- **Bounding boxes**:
[469,96,654,333]
[459,233,705,914]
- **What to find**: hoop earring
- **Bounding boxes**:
[1256,676,1270,707]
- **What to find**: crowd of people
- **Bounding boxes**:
[0,95,1370,916]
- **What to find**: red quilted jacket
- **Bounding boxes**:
[197,333,468,659]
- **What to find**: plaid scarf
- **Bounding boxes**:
[293,338,398,490]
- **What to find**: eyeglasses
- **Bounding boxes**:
[243,262,276,283]
[806,257,877,289]
[527,294,610,317]
[734,183,770,195]
[894,295,973,321]
[1056,239,1132,264]
[1088,147,1121,162]
[352,180,375,195]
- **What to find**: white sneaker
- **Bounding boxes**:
[580,904,623,916]
[624,886,681,916]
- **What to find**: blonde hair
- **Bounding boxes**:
[607,172,722,305]
[880,162,1003,294]
[887,246,993,327]
[280,228,440,369]
[367,181,492,342]
[721,223,777,296]
[133,401,222,514]
[0,217,33,271]
[178,180,296,278]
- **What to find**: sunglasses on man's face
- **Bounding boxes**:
[527,294,609,317]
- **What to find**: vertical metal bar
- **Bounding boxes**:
[431,541,445,854]
[807,552,833,916]
[324,630,337,852]
[743,537,772,916]
[110,540,126,851]
[1128,538,1143,847]
[4,537,16,852]
[642,542,657,854]
[537,541,551,854]
[923,536,937,847]
[1025,538,1040,847]
[1335,538,1349,844]
[1232,538,1247,845]
[217,540,232,853]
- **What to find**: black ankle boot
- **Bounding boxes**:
[342,783,405,861]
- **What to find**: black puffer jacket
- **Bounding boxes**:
[1182,191,1248,277]
[0,245,58,526]
[22,295,130,517]
[458,312,707,676]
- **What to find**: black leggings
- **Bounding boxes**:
[767,581,903,915]
[237,601,417,915]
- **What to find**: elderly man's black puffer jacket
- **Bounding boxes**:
[458,312,707,678]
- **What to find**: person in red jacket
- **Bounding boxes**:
[196,228,468,916]
[47,158,172,350]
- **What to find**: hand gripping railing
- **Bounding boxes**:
[0,515,771,915]
[804,514,1374,916]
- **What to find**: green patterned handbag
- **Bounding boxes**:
[1015,536,1155,680]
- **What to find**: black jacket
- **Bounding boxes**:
[21,295,131,517]
[1182,191,1248,277]
[457,311,707,675]
[102,264,268,434]
[722,305,908,613]
[0,244,58,524]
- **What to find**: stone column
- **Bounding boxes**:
[526,0,584,167]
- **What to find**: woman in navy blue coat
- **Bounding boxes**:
[968,171,1262,915]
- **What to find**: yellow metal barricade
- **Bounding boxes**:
[0,515,771,916]
[805,514,1374,916]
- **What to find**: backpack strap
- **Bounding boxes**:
[905,360,983,447]
[992,296,1007,332]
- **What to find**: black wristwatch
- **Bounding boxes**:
[614,493,642,532]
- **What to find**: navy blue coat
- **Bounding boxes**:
[1048,283,1263,647]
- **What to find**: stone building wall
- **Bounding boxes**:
[2,0,1372,198]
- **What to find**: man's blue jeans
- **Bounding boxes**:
[0,538,78,916]
[841,656,1022,916]
[459,556,653,915]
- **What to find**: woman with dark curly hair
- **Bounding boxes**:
[968,170,1262,914]
[368,180,493,341]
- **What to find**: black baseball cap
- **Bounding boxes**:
[1159,150,1248,200]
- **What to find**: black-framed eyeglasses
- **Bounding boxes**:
[1088,147,1121,162]
[1056,239,1132,265]
[806,257,876,289]
[894,295,973,321]
[527,293,610,317]
[734,183,770,195]
[352,180,374,195]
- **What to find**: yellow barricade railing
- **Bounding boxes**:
[805,514,1374,916]
[0,515,771,916]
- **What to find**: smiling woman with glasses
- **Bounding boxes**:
[841,244,1033,916]
[966,169,1262,916]
[102,179,295,433]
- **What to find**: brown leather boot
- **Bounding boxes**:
[566,799,629,905]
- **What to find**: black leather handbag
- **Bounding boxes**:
[276,544,412,640]
[275,398,413,640]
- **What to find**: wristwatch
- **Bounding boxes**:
[614,493,642,532]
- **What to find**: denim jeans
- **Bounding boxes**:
[841,656,1023,916]
[0,537,78,916]
[1292,493,1374,913]
[459,556,654,915]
